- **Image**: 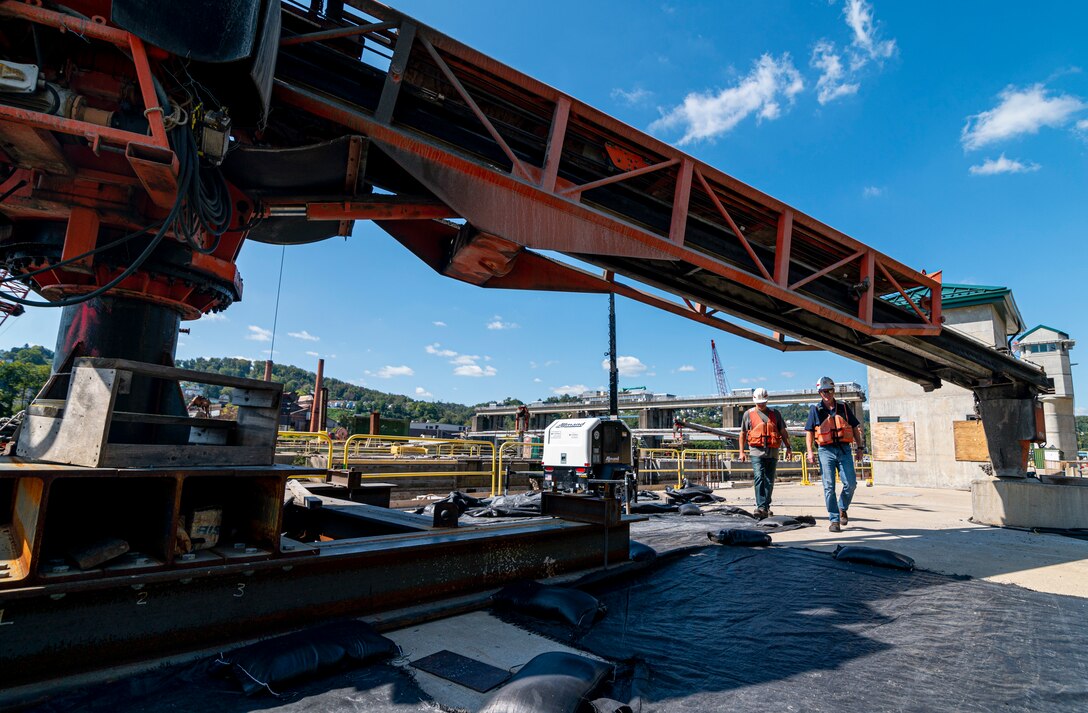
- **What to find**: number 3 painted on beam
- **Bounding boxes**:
[234,583,246,598]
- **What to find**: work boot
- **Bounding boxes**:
[753,508,767,519]
[829,522,841,533]
[839,510,848,526]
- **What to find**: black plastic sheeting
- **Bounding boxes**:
[477,651,613,713]
[25,657,432,713]
[509,546,1088,712]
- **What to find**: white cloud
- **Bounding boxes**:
[781,371,797,378]
[246,325,272,342]
[678,365,696,372]
[1077,119,1088,131]
[533,377,542,383]
[611,87,652,105]
[649,53,803,144]
[811,41,859,105]
[862,185,884,198]
[844,0,896,64]
[288,330,319,342]
[810,2,895,106]
[425,343,457,358]
[376,365,414,378]
[739,376,768,384]
[451,354,482,366]
[968,154,1041,175]
[415,387,433,397]
[486,316,518,330]
[962,84,1086,150]
[433,321,447,327]
[601,355,649,377]
[552,384,588,396]
[202,312,227,322]
[454,364,497,377]
[305,351,320,357]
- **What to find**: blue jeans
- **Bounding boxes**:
[751,457,777,511]
[818,444,856,523]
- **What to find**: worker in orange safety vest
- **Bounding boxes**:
[804,376,865,533]
[739,387,792,519]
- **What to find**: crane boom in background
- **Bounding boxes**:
[710,339,730,397]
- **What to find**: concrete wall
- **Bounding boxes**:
[867,368,989,489]
[1019,327,1077,460]
[867,302,1010,489]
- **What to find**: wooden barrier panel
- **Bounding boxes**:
[954,420,989,462]
[872,422,917,462]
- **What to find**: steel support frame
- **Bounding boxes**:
[335,0,941,338]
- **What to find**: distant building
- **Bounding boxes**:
[1017,325,1076,463]
[409,421,469,438]
[867,284,1024,488]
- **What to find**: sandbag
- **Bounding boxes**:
[415,491,489,516]
[479,651,613,713]
[630,502,678,514]
[628,540,657,562]
[492,581,607,627]
[678,503,703,516]
[833,545,915,571]
[590,698,635,713]
[216,620,398,695]
[635,490,661,501]
[664,486,725,504]
[708,529,772,547]
[467,492,543,517]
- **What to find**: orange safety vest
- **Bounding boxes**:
[816,403,854,446]
[746,408,783,449]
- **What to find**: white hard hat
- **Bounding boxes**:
[752,387,769,404]
[817,376,835,391]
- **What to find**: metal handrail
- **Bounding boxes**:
[339,434,497,491]
[637,448,681,487]
[496,438,543,496]
[276,430,334,470]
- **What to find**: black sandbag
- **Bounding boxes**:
[635,490,661,501]
[703,504,756,517]
[216,620,398,695]
[708,528,772,546]
[833,545,915,571]
[416,490,491,516]
[759,515,800,528]
[492,580,607,627]
[678,502,703,516]
[664,486,725,504]
[590,697,634,713]
[467,491,542,517]
[478,651,613,713]
[630,502,678,514]
[628,540,657,562]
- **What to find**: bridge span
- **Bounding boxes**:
[472,383,865,431]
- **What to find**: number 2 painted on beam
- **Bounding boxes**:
[0,609,12,626]
[136,591,148,606]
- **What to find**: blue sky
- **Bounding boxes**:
[3,0,1086,410]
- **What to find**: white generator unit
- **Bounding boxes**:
[542,417,634,491]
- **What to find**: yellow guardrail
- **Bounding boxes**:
[497,439,544,496]
[276,431,334,473]
[338,433,497,491]
[637,448,681,487]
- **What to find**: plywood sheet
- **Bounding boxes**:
[872,422,917,462]
[954,420,989,462]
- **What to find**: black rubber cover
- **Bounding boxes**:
[708,528,772,546]
[628,540,657,562]
[215,620,398,695]
[478,651,613,713]
[833,544,916,571]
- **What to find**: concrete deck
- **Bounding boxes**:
[719,482,1088,598]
